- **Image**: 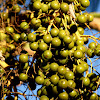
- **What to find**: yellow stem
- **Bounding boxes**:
[87,57,92,73]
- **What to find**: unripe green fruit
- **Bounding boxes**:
[6,27,14,33]
[65,71,74,80]
[58,92,69,100]
[58,79,67,89]
[19,54,28,63]
[43,50,52,60]
[80,0,90,8]
[50,1,60,10]
[13,34,20,42]
[50,62,59,72]
[40,95,49,100]
[50,74,59,85]
[33,1,41,10]
[35,76,44,85]
[13,4,21,13]
[76,64,85,74]
[60,2,69,13]
[41,4,48,12]
[19,73,28,81]
[83,77,90,86]
[27,33,36,42]
[52,37,61,47]
[58,66,66,75]
[30,42,38,51]
[74,50,83,59]
[20,22,29,30]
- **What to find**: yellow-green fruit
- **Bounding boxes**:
[0,29,6,41]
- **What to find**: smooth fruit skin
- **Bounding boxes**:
[81,62,89,71]
[38,70,45,78]
[67,80,76,88]
[68,49,74,56]
[58,66,66,75]
[50,74,59,85]
[60,3,69,13]
[80,0,90,8]
[58,92,69,100]
[33,1,41,10]
[41,4,48,12]
[55,17,61,24]
[87,48,94,58]
[65,71,74,80]
[50,1,60,10]
[19,54,28,63]
[76,39,84,46]
[88,42,96,49]
[83,77,90,86]
[69,90,78,97]
[38,42,48,51]
[89,93,98,100]
[97,44,100,48]
[31,18,41,28]
[74,50,83,59]
[20,22,29,30]
[50,62,59,72]
[5,27,14,33]
[43,50,52,60]
[63,35,72,44]
[35,76,44,85]
[13,34,20,42]
[20,33,27,41]
[77,27,84,35]
[76,45,86,53]
[19,73,28,81]
[88,14,94,22]
[51,37,61,47]
[27,33,36,42]
[43,34,52,43]
[76,65,85,74]
[68,41,74,49]
[72,35,77,42]
[58,30,66,39]
[83,12,89,22]
[58,79,67,89]
[60,50,69,58]
[50,28,59,37]
[77,15,87,24]
[40,95,49,100]
[30,42,38,51]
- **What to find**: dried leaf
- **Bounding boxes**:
[89,18,100,31]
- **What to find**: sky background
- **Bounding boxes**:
[5,0,100,99]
